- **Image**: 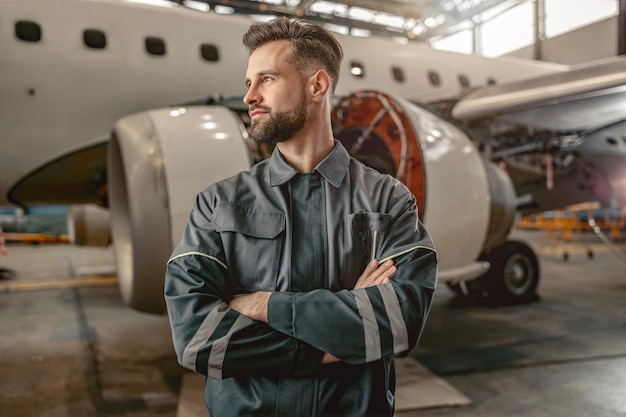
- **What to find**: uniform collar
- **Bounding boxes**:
[269,140,350,188]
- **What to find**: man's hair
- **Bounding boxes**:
[243,17,344,96]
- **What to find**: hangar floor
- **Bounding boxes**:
[1,228,625,417]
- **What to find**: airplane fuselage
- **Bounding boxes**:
[0,0,566,207]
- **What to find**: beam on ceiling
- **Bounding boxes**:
[415,0,525,41]
[197,0,412,38]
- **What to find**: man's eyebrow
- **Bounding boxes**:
[245,70,280,86]
[249,70,280,79]
[261,70,280,77]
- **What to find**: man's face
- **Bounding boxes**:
[244,40,308,144]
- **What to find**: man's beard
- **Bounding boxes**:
[249,95,307,145]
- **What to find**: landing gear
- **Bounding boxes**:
[447,240,540,306]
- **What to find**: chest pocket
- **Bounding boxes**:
[214,203,285,292]
[343,212,391,288]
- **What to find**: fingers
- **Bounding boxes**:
[228,292,271,323]
[364,258,379,275]
[353,259,396,289]
[372,259,396,285]
[322,352,340,365]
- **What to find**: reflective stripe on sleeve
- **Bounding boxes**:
[182,302,253,378]
[354,289,382,362]
[182,302,230,371]
[207,314,253,379]
[168,251,228,270]
[378,283,409,355]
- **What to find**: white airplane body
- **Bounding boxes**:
[0,0,567,207]
[2,0,626,313]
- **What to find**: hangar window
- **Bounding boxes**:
[391,66,405,83]
[350,61,365,78]
[83,29,106,49]
[458,74,470,88]
[427,70,441,87]
[200,43,219,62]
[545,0,618,38]
[145,36,166,56]
[15,20,41,42]
[481,1,533,57]
[430,28,473,55]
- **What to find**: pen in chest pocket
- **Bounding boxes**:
[368,229,379,262]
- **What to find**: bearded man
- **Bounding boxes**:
[165,17,438,417]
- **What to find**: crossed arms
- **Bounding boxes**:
[229,258,398,364]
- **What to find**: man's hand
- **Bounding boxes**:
[353,259,396,290]
[322,352,340,364]
[229,292,271,322]
[229,260,395,366]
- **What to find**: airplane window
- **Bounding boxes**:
[391,66,405,83]
[487,77,497,85]
[200,44,220,62]
[15,20,41,42]
[427,70,441,87]
[350,61,365,78]
[83,29,106,50]
[459,74,470,88]
[145,37,166,56]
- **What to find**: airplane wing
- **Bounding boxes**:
[448,56,626,214]
[451,55,626,132]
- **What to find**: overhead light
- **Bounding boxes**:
[322,22,349,35]
[373,13,405,29]
[348,7,374,22]
[412,23,426,35]
[250,14,277,22]
[350,27,371,37]
[128,0,174,7]
[184,0,209,12]
[214,5,235,14]
[309,1,348,16]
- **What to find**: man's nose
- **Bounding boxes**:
[243,85,260,105]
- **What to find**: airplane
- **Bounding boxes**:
[2,0,626,314]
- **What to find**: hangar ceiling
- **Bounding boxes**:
[192,0,522,42]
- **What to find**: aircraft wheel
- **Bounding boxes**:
[448,241,540,306]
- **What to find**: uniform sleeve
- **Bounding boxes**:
[267,187,437,365]
[164,194,324,380]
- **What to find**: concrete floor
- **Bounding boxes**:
[405,229,626,417]
[1,228,625,417]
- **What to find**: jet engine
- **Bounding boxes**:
[108,106,252,313]
[332,91,538,304]
[108,91,539,314]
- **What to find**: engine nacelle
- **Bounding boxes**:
[108,106,251,313]
[332,91,516,281]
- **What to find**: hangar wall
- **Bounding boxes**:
[506,16,617,65]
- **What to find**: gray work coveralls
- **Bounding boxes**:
[165,141,438,416]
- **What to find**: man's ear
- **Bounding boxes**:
[309,70,331,103]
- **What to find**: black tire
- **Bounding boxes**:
[448,240,540,306]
